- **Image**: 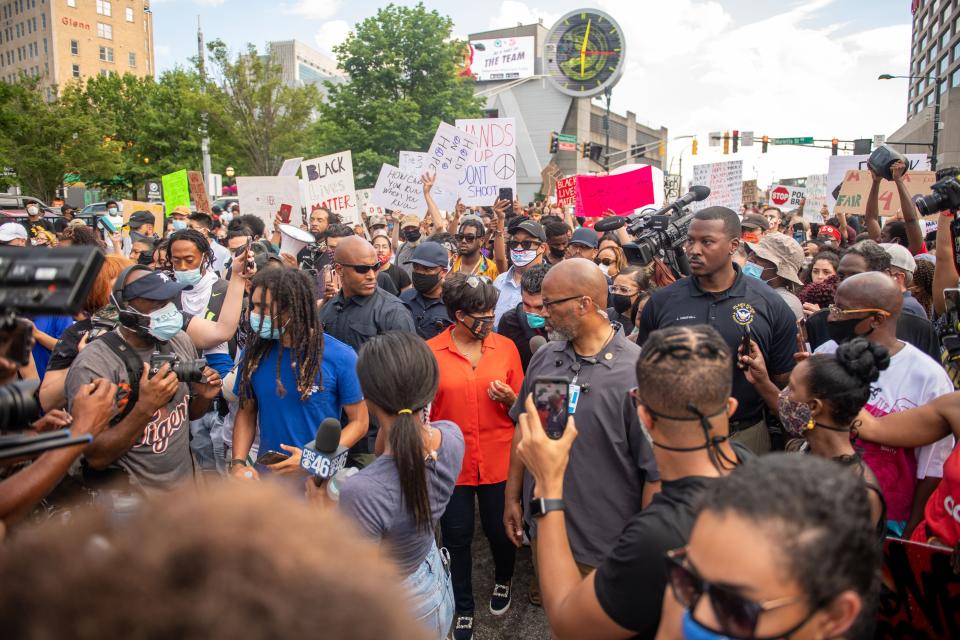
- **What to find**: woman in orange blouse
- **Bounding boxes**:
[428,272,524,638]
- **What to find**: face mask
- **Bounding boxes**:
[526,312,546,329]
[612,293,634,315]
[174,267,203,286]
[741,261,764,280]
[411,271,441,295]
[549,246,565,259]
[681,610,728,640]
[598,263,611,276]
[377,252,391,265]
[462,315,493,340]
[741,231,761,243]
[777,387,814,437]
[827,316,870,344]
[403,228,421,243]
[510,248,538,267]
[221,212,233,224]
[107,207,119,215]
[26,206,39,216]
[249,311,281,340]
[172,219,187,231]
[146,302,183,341]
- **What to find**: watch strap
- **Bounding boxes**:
[530,497,564,518]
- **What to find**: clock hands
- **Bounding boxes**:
[579,18,591,78]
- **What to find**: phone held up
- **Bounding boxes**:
[533,377,570,440]
[499,187,514,217]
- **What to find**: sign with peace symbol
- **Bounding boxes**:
[494,153,516,180]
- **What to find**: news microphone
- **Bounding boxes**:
[649,185,711,217]
[529,335,547,355]
[593,217,626,232]
[301,417,350,485]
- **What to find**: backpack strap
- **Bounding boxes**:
[99,332,145,426]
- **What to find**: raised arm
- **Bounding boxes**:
[865,169,883,242]
[493,198,509,274]
[185,249,250,350]
[856,391,958,448]
[421,172,444,233]
[933,210,959,315]
[891,161,926,255]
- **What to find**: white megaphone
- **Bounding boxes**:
[278,224,316,257]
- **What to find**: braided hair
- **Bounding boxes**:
[166,228,215,271]
[238,268,324,401]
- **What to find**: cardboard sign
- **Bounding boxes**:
[277,157,303,177]
[301,151,359,224]
[120,200,163,232]
[399,150,457,210]
[455,117,516,206]
[556,176,577,207]
[355,188,385,220]
[876,537,960,638]
[370,164,426,215]
[160,169,190,213]
[425,122,477,205]
[467,36,535,81]
[827,153,930,208]
[770,184,805,208]
[804,174,828,223]
[691,160,743,213]
[187,171,211,214]
[834,170,937,217]
[742,179,758,206]
[541,161,563,200]
[236,176,304,227]
[574,166,655,218]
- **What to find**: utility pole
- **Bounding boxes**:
[603,87,612,173]
[932,73,941,171]
[197,17,212,189]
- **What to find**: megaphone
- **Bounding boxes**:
[278,224,316,257]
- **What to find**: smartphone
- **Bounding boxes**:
[279,203,292,224]
[738,325,753,370]
[255,450,291,466]
[533,377,570,440]
[99,216,118,233]
[945,288,960,316]
[234,237,251,258]
[499,187,514,216]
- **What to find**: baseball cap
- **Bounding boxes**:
[400,214,420,229]
[124,270,191,301]
[511,219,546,243]
[128,210,155,228]
[880,243,917,274]
[170,205,192,217]
[409,241,449,268]
[817,225,842,243]
[569,227,599,248]
[745,233,805,286]
[741,214,769,230]
[367,215,387,229]
[0,222,28,243]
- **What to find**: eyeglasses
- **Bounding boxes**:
[598,258,616,266]
[826,304,891,319]
[338,262,381,274]
[507,239,542,250]
[666,547,806,638]
[543,294,584,308]
[455,234,480,242]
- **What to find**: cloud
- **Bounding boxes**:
[155,44,172,60]
[283,0,340,21]
[314,20,351,55]
[487,0,560,30]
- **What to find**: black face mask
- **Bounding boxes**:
[826,317,872,344]
[549,246,566,259]
[403,229,422,243]
[612,293,634,315]
[411,272,441,295]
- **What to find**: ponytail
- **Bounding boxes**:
[389,412,432,531]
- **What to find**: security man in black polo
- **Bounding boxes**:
[401,241,454,340]
[638,206,797,454]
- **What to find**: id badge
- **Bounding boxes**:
[568,384,581,414]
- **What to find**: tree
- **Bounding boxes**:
[309,2,484,185]
[206,40,319,176]
[0,77,121,203]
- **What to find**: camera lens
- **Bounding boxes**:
[914,192,946,216]
[0,380,41,431]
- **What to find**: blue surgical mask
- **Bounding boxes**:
[147,302,184,341]
[249,312,281,340]
[526,312,546,329]
[682,611,730,640]
[172,219,187,231]
[107,206,119,215]
[741,261,764,280]
[174,267,203,286]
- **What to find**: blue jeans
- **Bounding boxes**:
[189,412,223,473]
[403,542,454,640]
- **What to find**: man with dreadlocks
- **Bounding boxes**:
[229,268,367,479]
[513,325,749,640]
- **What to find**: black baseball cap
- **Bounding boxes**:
[128,210,155,228]
[124,270,191,301]
[410,241,449,268]
[511,219,546,242]
[569,227,598,248]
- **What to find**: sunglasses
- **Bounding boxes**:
[455,234,481,242]
[598,258,615,266]
[507,239,542,250]
[338,262,381,274]
[826,304,891,320]
[666,548,806,638]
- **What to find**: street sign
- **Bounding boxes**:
[708,131,721,147]
[772,137,814,145]
[557,133,577,144]
[741,131,754,147]
[873,134,886,146]
[558,141,576,152]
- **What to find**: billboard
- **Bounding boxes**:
[466,36,535,81]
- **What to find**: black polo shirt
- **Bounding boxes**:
[319,287,416,352]
[400,288,452,340]
[638,264,797,425]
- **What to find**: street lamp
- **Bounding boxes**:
[224,166,235,178]
[878,73,940,171]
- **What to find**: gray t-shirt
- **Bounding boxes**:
[775,287,804,321]
[339,420,465,575]
[65,330,197,494]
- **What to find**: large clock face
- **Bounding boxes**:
[544,9,626,98]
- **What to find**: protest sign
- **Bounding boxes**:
[826,153,929,208]
[277,157,303,177]
[301,151,359,224]
[454,117,516,206]
[425,122,477,205]
[574,166,655,218]
[834,170,936,216]
[540,161,562,200]
[236,176,303,227]
[370,164,426,215]
[161,169,190,213]
[187,171,211,214]
[355,188,385,220]
[804,174,827,223]
[400,150,457,210]
[120,200,164,232]
[466,37,535,81]
[769,184,805,208]
[691,160,743,212]
[556,176,577,207]
[742,179,757,206]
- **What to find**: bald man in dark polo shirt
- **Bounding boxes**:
[638,206,797,454]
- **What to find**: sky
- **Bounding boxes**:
[151,0,916,188]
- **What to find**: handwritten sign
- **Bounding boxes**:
[804,174,828,223]
[574,166,655,218]
[187,171,211,214]
[425,122,477,206]
[691,160,743,212]
[827,153,930,209]
[160,169,190,213]
[277,157,303,177]
[834,170,936,217]
[556,176,577,207]
[400,150,457,210]
[876,537,960,638]
[370,164,426,215]
[455,117,515,206]
[742,179,758,206]
[120,200,164,232]
[236,176,303,227]
[301,151,359,224]
[355,188,385,220]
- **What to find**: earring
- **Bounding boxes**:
[806,418,815,430]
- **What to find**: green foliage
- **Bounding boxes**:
[310,2,483,186]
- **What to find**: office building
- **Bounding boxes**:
[267,39,345,98]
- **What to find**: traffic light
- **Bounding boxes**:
[657,142,665,157]
[723,131,730,155]
[831,138,839,155]
[549,132,558,153]
[732,130,739,154]
[580,142,589,158]
[589,143,604,162]
[761,135,769,153]
[691,139,698,155]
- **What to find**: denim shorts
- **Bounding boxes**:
[403,542,454,640]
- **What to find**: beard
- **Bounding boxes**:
[548,326,576,342]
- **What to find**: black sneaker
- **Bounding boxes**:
[452,614,474,640]
[490,581,512,616]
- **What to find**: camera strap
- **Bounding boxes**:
[100,332,144,426]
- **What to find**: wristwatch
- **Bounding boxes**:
[228,458,248,470]
[529,497,564,518]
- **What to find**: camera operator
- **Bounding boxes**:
[64,267,223,496]
[639,207,798,454]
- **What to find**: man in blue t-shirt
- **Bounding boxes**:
[229,269,368,478]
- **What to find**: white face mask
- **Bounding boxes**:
[598,263,610,276]
[510,248,538,267]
